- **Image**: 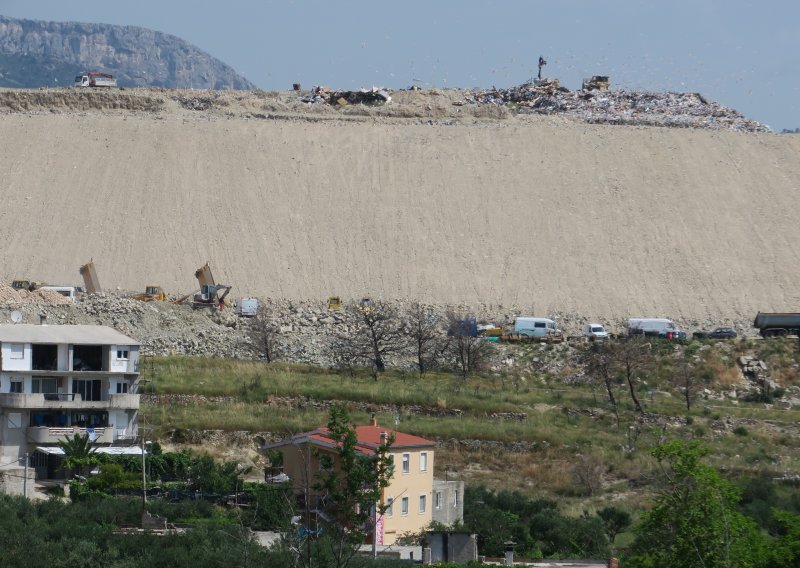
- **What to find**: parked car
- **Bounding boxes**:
[693,327,737,340]
[583,323,609,339]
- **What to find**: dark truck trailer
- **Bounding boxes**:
[753,312,800,337]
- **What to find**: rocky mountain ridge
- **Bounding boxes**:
[0,15,256,89]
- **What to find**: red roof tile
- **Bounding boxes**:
[268,424,434,455]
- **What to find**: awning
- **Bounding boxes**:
[35,446,145,456]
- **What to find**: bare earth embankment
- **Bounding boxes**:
[0,87,799,321]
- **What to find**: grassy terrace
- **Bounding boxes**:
[144,348,800,500]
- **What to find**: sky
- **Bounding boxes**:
[3,0,799,130]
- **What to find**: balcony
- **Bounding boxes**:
[27,426,114,444]
[0,393,139,410]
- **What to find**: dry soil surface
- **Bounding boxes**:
[1,88,799,321]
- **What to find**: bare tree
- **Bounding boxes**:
[614,339,652,413]
[674,353,703,412]
[572,453,605,497]
[332,301,408,376]
[581,342,620,425]
[249,304,282,363]
[406,302,443,375]
[445,312,492,380]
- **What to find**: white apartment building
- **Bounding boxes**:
[0,324,140,485]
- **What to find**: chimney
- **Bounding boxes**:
[380,431,388,444]
[370,414,377,427]
[39,314,47,326]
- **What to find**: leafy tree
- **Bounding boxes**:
[188,454,248,494]
[627,440,767,568]
[291,404,395,568]
[597,506,631,544]
[770,510,800,567]
[57,432,99,477]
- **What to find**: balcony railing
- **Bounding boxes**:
[28,426,114,444]
[0,393,139,409]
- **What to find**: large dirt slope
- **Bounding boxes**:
[0,88,798,320]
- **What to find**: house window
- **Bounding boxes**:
[401,497,409,516]
[116,382,129,394]
[419,452,428,471]
[402,453,410,474]
[435,491,442,510]
[9,381,23,393]
[116,349,129,360]
[386,497,394,517]
[453,490,459,508]
[419,495,426,514]
[318,454,334,472]
[9,343,24,359]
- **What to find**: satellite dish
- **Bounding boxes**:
[10,311,23,324]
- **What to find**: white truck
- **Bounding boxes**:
[74,72,117,88]
[627,318,686,339]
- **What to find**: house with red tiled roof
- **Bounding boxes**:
[266,416,439,545]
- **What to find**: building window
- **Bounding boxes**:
[453,489,459,507]
[435,491,442,510]
[116,349,129,360]
[401,497,409,516]
[9,381,23,393]
[116,382,129,394]
[402,453,410,474]
[419,495,426,514]
[386,497,394,517]
[419,452,428,471]
[32,377,58,395]
[9,343,24,359]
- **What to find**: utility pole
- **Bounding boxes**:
[23,452,29,498]
[141,423,146,509]
[372,502,378,559]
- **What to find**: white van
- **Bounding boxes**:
[514,317,559,338]
[627,318,685,339]
[583,323,609,339]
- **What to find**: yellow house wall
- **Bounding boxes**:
[278,442,434,546]
[380,448,434,545]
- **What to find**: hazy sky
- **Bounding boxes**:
[3,1,799,130]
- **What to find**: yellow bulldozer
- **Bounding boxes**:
[130,286,167,302]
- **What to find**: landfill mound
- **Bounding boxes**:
[463,81,767,132]
[0,86,798,320]
[0,89,165,113]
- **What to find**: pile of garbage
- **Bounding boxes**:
[172,96,214,111]
[463,81,768,132]
[0,284,72,305]
[300,86,392,106]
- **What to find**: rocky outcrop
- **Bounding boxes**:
[0,15,256,89]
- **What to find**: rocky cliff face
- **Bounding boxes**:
[0,15,256,89]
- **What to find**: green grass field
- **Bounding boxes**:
[143,342,800,506]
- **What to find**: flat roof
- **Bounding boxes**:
[0,325,139,346]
